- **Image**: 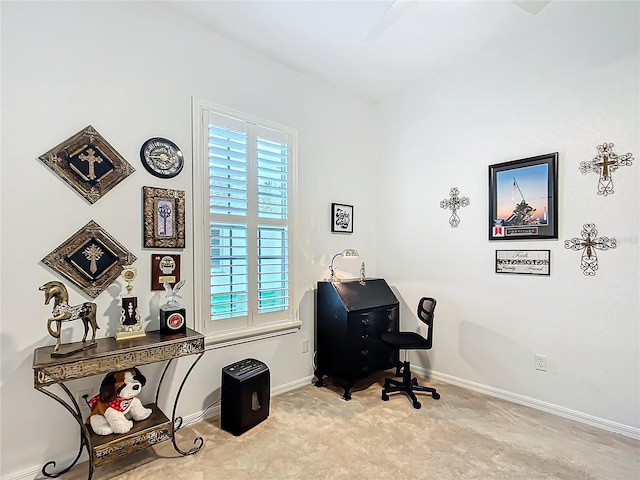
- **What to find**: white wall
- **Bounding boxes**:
[0,2,377,478]
[1,1,638,478]
[374,0,639,432]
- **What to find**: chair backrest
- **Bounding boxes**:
[417,297,436,349]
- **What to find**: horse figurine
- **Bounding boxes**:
[39,280,99,356]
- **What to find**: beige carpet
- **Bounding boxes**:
[57,373,639,480]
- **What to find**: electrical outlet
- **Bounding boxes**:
[302,339,309,354]
[77,388,94,412]
[535,354,547,372]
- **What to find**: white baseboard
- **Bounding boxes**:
[416,366,640,441]
[7,372,637,479]
[4,376,316,480]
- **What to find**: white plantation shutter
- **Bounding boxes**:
[195,103,297,337]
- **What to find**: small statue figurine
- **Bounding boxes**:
[359,262,367,286]
[160,279,187,335]
[39,280,99,357]
[116,266,145,340]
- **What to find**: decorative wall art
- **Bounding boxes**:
[38,125,135,204]
[151,254,181,290]
[489,153,558,241]
[440,187,470,228]
[495,250,550,276]
[331,203,354,234]
[564,223,616,276]
[579,142,634,196]
[41,220,137,298]
[143,186,186,248]
[140,137,184,178]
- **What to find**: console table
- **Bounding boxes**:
[32,328,205,479]
[315,279,399,400]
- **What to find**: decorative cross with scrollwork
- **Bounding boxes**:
[564,223,616,276]
[579,143,634,196]
[440,187,470,228]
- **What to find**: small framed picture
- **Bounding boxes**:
[143,186,185,248]
[495,250,551,276]
[331,203,354,234]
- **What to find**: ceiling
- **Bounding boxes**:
[156,1,635,104]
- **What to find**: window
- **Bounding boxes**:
[192,98,300,342]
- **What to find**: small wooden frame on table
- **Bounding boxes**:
[489,153,558,241]
[331,203,353,234]
[495,250,550,276]
[143,186,185,248]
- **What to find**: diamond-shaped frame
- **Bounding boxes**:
[42,220,137,298]
[38,125,135,204]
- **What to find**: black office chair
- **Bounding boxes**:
[381,297,440,409]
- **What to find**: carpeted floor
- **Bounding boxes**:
[58,373,639,480]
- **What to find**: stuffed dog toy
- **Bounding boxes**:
[86,367,152,435]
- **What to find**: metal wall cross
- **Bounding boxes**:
[440,187,470,228]
[564,223,616,276]
[579,143,634,196]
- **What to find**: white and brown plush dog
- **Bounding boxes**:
[86,367,152,435]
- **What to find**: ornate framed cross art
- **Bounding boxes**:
[41,220,137,298]
[38,125,135,204]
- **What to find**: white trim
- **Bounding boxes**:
[416,366,640,440]
[204,319,302,349]
[191,96,299,339]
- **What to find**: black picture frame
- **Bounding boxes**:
[489,153,558,241]
[331,203,353,234]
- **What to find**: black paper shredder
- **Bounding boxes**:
[221,358,270,435]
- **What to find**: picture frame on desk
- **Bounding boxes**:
[489,153,558,241]
[331,203,353,234]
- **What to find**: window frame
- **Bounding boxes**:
[192,97,301,345]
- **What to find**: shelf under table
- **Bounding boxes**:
[90,403,172,467]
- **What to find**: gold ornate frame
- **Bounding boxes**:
[38,125,135,204]
[143,186,186,248]
[42,220,137,298]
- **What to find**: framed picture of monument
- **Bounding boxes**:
[489,153,558,241]
[143,186,185,248]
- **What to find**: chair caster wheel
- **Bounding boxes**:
[432,392,441,400]
[382,392,389,401]
[413,401,422,409]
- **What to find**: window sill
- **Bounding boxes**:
[204,319,302,350]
